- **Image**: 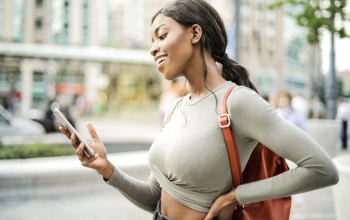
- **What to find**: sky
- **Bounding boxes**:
[321,0,350,73]
[321,29,350,73]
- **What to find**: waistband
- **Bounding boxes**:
[153,200,172,220]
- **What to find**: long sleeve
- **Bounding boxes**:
[227,86,339,205]
[104,165,161,213]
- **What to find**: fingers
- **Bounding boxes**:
[59,126,71,139]
[205,203,220,220]
[71,133,79,149]
[87,153,99,163]
[78,146,99,168]
[86,122,100,142]
[76,142,86,160]
[204,212,217,220]
[205,194,236,220]
[204,196,223,220]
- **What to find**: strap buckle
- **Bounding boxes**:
[218,114,231,128]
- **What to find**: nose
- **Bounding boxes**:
[150,42,159,57]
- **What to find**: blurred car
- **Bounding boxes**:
[0,105,45,137]
[29,100,76,133]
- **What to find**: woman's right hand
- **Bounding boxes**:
[59,122,114,180]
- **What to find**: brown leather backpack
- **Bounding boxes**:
[219,86,292,220]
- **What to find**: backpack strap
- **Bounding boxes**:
[220,86,243,188]
[220,86,245,214]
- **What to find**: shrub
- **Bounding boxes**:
[0,142,75,159]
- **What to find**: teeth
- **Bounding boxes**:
[156,56,167,66]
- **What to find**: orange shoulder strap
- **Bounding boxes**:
[219,86,243,188]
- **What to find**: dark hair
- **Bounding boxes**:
[152,0,258,94]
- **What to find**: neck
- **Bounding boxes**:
[183,51,226,100]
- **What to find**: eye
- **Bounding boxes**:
[159,33,167,40]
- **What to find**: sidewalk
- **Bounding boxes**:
[1,110,349,220]
[0,149,344,220]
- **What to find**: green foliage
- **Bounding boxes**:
[337,78,350,97]
[337,78,344,96]
[0,142,75,159]
[269,0,350,44]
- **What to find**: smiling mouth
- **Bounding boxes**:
[156,56,168,66]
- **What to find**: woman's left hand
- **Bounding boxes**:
[204,189,238,220]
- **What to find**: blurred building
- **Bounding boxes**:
[0,0,163,116]
[188,0,312,98]
[338,70,350,97]
[227,0,312,98]
[0,0,314,116]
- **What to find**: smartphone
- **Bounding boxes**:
[53,108,95,157]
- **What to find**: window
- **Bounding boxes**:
[129,0,143,47]
[35,19,43,30]
[241,5,251,18]
[268,40,275,55]
[51,0,69,45]
[106,5,115,44]
[287,36,304,65]
[244,37,250,51]
[267,11,275,24]
[267,27,275,38]
[36,0,43,8]
[256,0,263,9]
[253,29,262,54]
[256,9,263,22]
[55,72,85,84]
[0,0,2,35]
[242,23,251,35]
[13,0,25,42]
[33,71,44,82]
[82,0,89,45]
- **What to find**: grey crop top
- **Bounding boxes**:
[105,81,339,213]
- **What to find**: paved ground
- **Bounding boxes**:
[0,174,339,220]
[1,189,153,220]
[1,148,347,220]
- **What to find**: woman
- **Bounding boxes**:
[60,1,339,219]
[275,91,308,133]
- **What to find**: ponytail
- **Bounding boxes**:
[218,54,258,94]
[153,0,259,96]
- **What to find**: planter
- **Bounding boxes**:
[307,119,341,158]
[332,154,350,220]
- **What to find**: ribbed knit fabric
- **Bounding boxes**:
[105,81,339,213]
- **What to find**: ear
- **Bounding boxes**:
[190,24,202,44]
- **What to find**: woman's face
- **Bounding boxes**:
[278,96,290,109]
[150,14,195,80]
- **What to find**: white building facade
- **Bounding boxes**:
[0,0,313,116]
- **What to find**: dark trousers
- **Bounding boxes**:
[341,120,348,149]
[153,200,172,220]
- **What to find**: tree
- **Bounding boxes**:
[270,0,349,119]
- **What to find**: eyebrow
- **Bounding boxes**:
[151,24,166,42]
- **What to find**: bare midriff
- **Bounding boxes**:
[160,189,207,220]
